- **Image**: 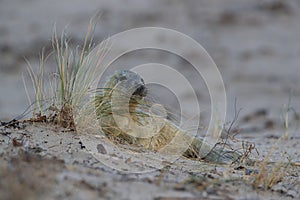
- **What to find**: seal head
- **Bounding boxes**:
[109,70,147,98]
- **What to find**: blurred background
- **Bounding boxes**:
[1,0,299,136]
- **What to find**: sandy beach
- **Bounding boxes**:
[1,0,299,199]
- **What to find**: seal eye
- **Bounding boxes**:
[118,75,127,81]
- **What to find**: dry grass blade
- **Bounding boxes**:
[24,48,51,116]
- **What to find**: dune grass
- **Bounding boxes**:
[25,14,108,130]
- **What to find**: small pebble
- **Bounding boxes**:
[97,144,107,154]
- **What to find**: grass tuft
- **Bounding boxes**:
[252,152,290,190]
[26,13,108,131]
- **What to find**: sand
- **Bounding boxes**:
[0,0,299,199]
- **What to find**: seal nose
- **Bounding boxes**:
[132,85,147,97]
